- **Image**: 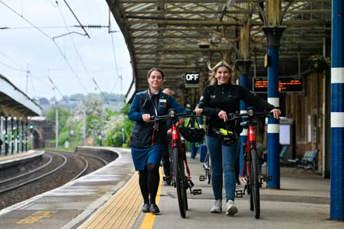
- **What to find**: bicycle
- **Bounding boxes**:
[218,109,274,219]
[151,109,202,218]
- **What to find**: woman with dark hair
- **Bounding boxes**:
[128,68,184,214]
[195,61,280,216]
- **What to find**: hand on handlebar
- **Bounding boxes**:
[270,108,281,119]
[142,113,151,122]
[218,110,228,122]
[194,107,203,116]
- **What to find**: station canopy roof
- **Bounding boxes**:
[106,0,331,101]
[0,75,42,118]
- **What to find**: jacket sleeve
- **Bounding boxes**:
[168,96,185,113]
[240,87,275,111]
[128,94,143,121]
[200,86,220,117]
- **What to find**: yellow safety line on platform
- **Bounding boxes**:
[80,172,142,229]
[139,169,163,229]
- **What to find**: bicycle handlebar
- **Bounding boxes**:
[227,109,275,121]
[149,109,198,122]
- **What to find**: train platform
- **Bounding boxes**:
[0,150,44,168]
[0,147,135,229]
[0,147,343,228]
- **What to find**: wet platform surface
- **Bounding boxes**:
[135,155,343,229]
[1,147,343,228]
[0,147,134,229]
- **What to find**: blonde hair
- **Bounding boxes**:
[208,61,234,85]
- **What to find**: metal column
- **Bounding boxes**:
[263,26,284,189]
[330,0,344,220]
[21,120,24,152]
[10,117,14,155]
[4,117,8,155]
[16,118,19,153]
[0,116,2,155]
[25,123,28,152]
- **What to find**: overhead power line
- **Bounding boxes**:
[0,59,26,72]
[55,1,110,105]
[48,75,68,102]
[62,0,90,38]
[0,1,51,40]
[0,0,88,93]
[0,25,116,30]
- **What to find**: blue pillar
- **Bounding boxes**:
[330,0,344,220]
[263,27,284,189]
[236,60,251,174]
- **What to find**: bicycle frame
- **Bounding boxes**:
[229,110,273,219]
[170,123,190,182]
[170,125,183,164]
[151,110,201,218]
[243,122,257,176]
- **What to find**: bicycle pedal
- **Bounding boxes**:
[199,175,206,181]
[188,179,194,188]
[235,189,244,198]
[261,175,272,182]
[203,164,210,170]
[191,189,202,195]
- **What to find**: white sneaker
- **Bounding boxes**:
[225,200,238,216]
[210,199,222,213]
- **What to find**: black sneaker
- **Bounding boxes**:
[163,176,171,186]
[142,203,150,213]
[149,203,160,214]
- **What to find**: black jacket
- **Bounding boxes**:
[199,84,275,136]
[128,89,184,148]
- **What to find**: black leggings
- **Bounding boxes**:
[162,150,171,177]
[139,163,160,204]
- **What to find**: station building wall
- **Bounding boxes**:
[285,71,326,172]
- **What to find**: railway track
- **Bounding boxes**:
[0,152,67,194]
[0,149,114,210]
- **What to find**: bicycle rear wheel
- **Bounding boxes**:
[250,148,260,219]
[247,161,254,211]
[173,147,187,218]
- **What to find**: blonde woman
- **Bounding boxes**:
[195,61,280,216]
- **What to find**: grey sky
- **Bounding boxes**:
[0,0,132,100]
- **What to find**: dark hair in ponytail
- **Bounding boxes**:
[146,67,165,79]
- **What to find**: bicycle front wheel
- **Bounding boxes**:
[250,148,260,219]
[173,147,187,218]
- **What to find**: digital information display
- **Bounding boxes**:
[254,78,303,93]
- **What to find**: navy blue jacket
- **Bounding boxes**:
[128,89,184,148]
